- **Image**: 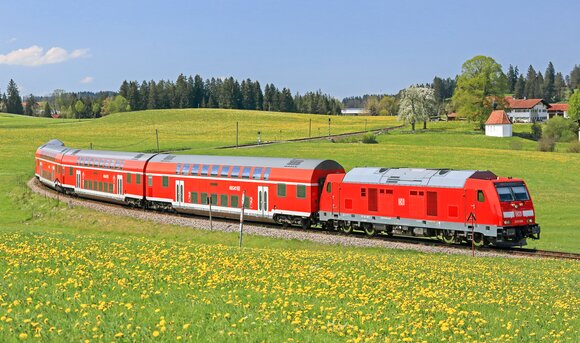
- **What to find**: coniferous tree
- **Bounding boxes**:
[119,80,130,99]
[175,74,188,108]
[507,65,518,93]
[554,72,566,102]
[147,80,158,109]
[6,79,24,114]
[569,65,580,90]
[192,75,204,108]
[127,81,140,111]
[24,94,38,116]
[524,65,537,98]
[43,102,52,117]
[535,72,544,99]
[514,75,525,99]
[543,62,555,102]
[253,81,263,110]
[140,80,149,110]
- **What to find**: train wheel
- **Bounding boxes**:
[472,233,486,247]
[301,218,311,230]
[441,231,455,244]
[363,223,376,237]
[342,225,353,234]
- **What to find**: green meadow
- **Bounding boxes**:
[0,109,578,341]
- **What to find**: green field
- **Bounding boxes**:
[0,110,578,341]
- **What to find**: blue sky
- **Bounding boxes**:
[0,0,578,98]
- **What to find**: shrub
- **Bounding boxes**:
[567,141,580,153]
[537,137,556,152]
[362,133,378,144]
[531,122,542,140]
[543,116,578,142]
[509,141,523,150]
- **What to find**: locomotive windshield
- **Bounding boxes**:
[495,182,530,202]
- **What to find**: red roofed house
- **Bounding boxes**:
[505,97,550,123]
[547,103,568,119]
[485,110,512,137]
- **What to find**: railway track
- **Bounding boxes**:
[29,178,580,261]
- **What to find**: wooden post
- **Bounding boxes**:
[328,117,331,138]
[155,129,160,153]
[208,197,213,231]
[309,119,312,138]
[239,190,246,248]
[236,121,239,148]
[90,142,93,150]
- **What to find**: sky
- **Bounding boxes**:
[0,0,578,99]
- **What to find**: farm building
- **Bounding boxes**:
[485,110,512,137]
[547,103,569,119]
[341,108,368,116]
[505,97,550,123]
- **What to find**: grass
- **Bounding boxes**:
[0,110,578,341]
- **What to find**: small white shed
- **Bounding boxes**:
[485,110,512,137]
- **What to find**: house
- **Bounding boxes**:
[485,110,512,137]
[505,97,550,123]
[341,108,368,116]
[547,103,568,119]
[447,112,457,121]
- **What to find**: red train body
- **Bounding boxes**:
[35,140,540,247]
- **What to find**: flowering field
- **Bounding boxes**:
[0,231,577,342]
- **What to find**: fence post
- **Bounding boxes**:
[239,190,246,248]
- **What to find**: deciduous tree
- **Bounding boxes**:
[451,56,508,127]
[398,86,436,130]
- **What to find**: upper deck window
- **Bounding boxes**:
[242,167,251,179]
[201,165,209,176]
[252,167,263,180]
[220,166,230,177]
[191,164,199,175]
[263,167,271,180]
[231,166,241,178]
[182,164,190,175]
[211,165,219,177]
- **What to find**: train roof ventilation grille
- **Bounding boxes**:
[285,159,304,168]
[162,155,176,161]
[133,153,145,160]
[386,176,400,183]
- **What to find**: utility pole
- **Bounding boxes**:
[155,129,160,153]
[239,190,246,248]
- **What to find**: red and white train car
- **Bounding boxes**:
[145,154,344,225]
[319,167,540,246]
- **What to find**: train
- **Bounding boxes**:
[35,139,541,247]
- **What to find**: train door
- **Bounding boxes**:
[75,170,81,189]
[258,186,269,217]
[175,180,184,206]
[329,182,340,215]
[117,175,123,196]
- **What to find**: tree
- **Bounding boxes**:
[507,65,519,93]
[554,72,566,102]
[24,94,38,116]
[543,62,555,102]
[398,86,436,130]
[364,96,380,116]
[6,79,24,114]
[524,65,537,98]
[451,56,508,126]
[514,75,525,99]
[568,89,580,124]
[569,65,580,90]
[74,100,86,116]
[42,102,52,117]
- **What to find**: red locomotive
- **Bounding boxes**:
[35,139,540,247]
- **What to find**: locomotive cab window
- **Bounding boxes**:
[477,190,485,202]
[495,182,529,202]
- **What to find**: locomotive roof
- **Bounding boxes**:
[149,154,343,170]
[343,167,496,188]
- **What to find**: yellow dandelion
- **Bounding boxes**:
[152,331,160,337]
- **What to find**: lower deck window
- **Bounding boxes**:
[231,195,239,208]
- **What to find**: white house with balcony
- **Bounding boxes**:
[505,97,550,123]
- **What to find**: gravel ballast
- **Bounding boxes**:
[28,178,519,258]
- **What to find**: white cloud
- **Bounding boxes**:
[0,45,89,66]
[80,76,94,84]
[7,37,17,43]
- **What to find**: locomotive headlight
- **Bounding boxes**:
[527,218,533,223]
[503,220,511,225]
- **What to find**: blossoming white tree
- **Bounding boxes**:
[398,86,437,131]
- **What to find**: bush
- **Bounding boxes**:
[362,133,378,144]
[543,116,578,142]
[537,137,556,152]
[567,141,580,153]
[531,122,542,140]
[509,141,523,150]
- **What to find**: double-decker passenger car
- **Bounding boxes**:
[319,167,540,246]
[144,154,344,225]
